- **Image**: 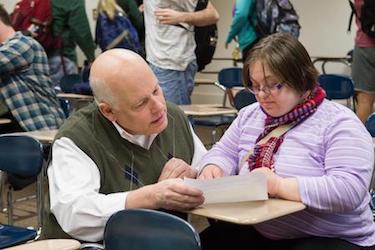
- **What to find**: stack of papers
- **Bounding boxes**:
[184,172,268,204]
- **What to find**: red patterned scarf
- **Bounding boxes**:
[248,86,326,171]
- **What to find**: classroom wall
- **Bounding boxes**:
[1,0,356,103]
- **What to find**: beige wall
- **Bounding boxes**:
[2,0,356,103]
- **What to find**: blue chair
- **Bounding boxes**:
[365,113,375,137]
[104,209,201,250]
[0,224,37,248]
[365,113,375,192]
[193,67,244,146]
[59,73,82,93]
[59,99,71,118]
[0,135,44,248]
[233,89,257,111]
[318,74,356,111]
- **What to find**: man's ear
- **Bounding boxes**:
[98,102,116,122]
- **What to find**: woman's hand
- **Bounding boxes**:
[252,167,301,201]
[197,164,224,180]
[251,167,282,197]
[158,158,197,182]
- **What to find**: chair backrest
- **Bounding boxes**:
[216,67,244,107]
[0,135,44,177]
[365,113,375,137]
[59,74,82,93]
[0,224,37,248]
[104,209,201,250]
[233,89,257,111]
[218,67,243,88]
[0,135,44,245]
[318,74,354,100]
[318,74,356,111]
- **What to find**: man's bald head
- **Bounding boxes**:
[90,49,151,107]
[89,49,167,135]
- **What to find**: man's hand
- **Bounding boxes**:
[153,179,204,210]
[127,179,204,210]
[197,164,224,180]
[158,158,197,182]
[154,8,185,25]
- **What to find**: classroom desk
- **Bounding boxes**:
[57,93,94,112]
[7,129,58,143]
[195,78,216,85]
[0,118,11,125]
[56,93,94,101]
[311,56,350,74]
[179,104,237,117]
[4,239,80,250]
[189,198,305,225]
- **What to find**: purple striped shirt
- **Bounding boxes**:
[198,100,375,246]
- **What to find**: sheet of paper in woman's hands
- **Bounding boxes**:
[184,172,268,204]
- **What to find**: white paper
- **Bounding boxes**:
[184,172,268,204]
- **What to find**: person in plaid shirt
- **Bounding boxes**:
[0,4,65,132]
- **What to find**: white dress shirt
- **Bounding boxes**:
[48,122,206,242]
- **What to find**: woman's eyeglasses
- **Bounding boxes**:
[247,82,284,95]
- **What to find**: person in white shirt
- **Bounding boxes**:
[43,49,207,242]
[144,0,219,105]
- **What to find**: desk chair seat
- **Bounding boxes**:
[0,135,44,248]
[193,116,235,145]
[104,209,201,250]
[0,224,37,249]
[193,116,235,127]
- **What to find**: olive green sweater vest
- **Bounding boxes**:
[43,102,194,240]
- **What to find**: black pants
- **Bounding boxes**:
[200,220,375,250]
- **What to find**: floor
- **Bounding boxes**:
[0,182,38,229]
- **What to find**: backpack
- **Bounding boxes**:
[174,0,218,72]
[10,0,62,52]
[194,0,218,72]
[348,0,375,38]
[252,0,300,39]
[95,12,144,56]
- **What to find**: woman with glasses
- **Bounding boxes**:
[198,33,375,250]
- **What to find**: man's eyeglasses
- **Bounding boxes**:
[247,82,284,95]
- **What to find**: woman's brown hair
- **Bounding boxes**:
[242,33,319,94]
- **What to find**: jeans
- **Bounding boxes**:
[48,56,78,87]
[150,61,198,105]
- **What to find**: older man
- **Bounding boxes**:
[43,49,207,242]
